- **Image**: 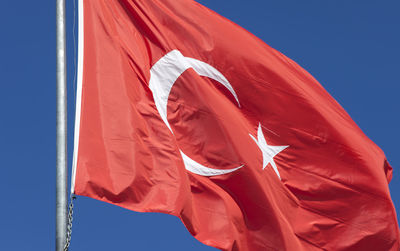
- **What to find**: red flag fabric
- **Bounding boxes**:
[71,0,399,250]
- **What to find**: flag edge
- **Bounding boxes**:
[71,0,84,195]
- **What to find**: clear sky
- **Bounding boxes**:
[0,0,399,250]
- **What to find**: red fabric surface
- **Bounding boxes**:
[73,1,399,250]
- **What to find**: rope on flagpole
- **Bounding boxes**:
[64,195,76,251]
[64,2,79,249]
[64,1,78,249]
[72,0,78,104]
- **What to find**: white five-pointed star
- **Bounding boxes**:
[249,123,289,179]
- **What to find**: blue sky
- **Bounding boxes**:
[0,0,399,250]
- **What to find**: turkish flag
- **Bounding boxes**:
[71,0,399,250]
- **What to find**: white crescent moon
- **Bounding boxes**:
[149,50,243,176]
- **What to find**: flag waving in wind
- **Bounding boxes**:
[71,0,399,250]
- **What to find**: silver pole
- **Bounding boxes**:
[56,0,67,250]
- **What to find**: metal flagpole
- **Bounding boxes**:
[56,0,68,250]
